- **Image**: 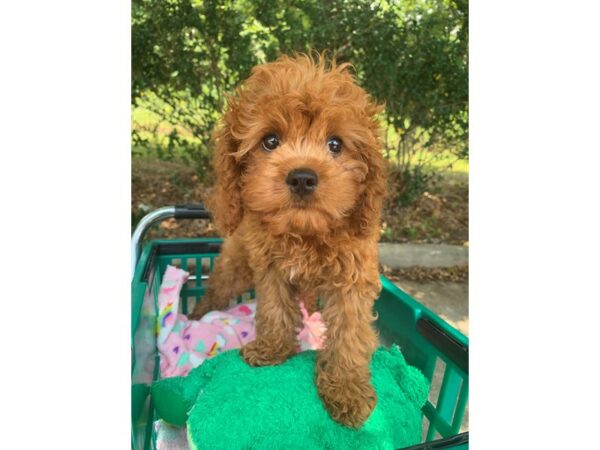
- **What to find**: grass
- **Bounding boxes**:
[132,103,206,163]
[386,150,469,173]
[381,119,468,174]
[430,155,468,173]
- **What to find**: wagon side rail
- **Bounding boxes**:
[131,204,211,277]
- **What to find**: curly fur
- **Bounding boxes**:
[190,54,386,428]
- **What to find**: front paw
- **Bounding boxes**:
[240,340,294,367]
[317,370,377,428]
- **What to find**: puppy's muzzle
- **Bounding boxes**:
[286,168,318,197]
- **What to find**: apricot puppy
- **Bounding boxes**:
[190,54,385,428]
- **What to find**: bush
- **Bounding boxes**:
[132,0,468,191]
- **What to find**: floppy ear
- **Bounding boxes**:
[206,112,244,236]
[350,107,386,238]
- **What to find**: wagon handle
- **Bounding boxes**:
[131,204,211,277]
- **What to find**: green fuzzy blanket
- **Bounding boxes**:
[152,346,428,449]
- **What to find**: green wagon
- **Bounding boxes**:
[131,205,469,449]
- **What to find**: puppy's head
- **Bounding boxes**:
[208,54,385,237]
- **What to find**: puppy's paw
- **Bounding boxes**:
[240,340,294,367]
[317,371,377,428]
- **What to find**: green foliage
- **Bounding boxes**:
[132,0,468,193]
[395,166,440,206]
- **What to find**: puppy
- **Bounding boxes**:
[190,54,385,428]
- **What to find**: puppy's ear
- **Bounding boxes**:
[206,112,244,236]
[350,105,386,238]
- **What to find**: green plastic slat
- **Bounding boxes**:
[180,258,189,314]
[451,381,469,433]
[426,365,462,441]
[152,264,161,327]
[422,402,453,438]
[196,257,202,291]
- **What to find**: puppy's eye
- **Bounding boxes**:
[262,134,280,152]
[327,137,343,154]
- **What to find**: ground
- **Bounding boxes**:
[132,157,468,245]
[382,170,468,245]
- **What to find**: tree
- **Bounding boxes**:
[132,0,468,194]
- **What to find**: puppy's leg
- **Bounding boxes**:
[241,269,300,366]
[316,275,381,428]
[188,234,253,319]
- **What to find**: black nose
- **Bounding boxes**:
[286,168,319,196]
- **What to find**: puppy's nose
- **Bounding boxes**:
[286,168,319,196]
